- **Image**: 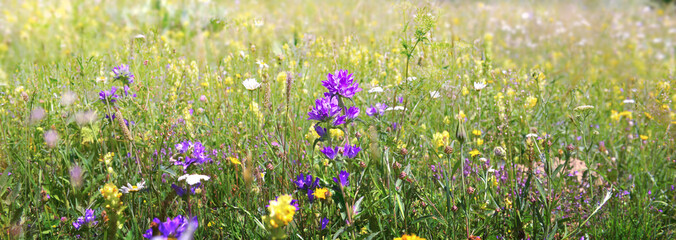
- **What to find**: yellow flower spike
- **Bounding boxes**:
[313,188,329,200]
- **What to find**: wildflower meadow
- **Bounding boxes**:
[0,0,675,239]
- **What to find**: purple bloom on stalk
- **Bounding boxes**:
[314,124,327,138]
[321,146,339,160]
[308,95,341,122]
[112,64,134,85]
[72,209,96,230]
[333,170,350,187]
[345,106,360,119]
[98,86,119,103]
[173,140,211,169]
[294,173,321,191]
[366,103,387,116]
[333,115,347,126]
[321,217,329,230]
[342,143,361,159]
[123,85,137,98]
[143,215,198,239]
[322,69,362,99]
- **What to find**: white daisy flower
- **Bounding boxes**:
[242,78,261,90]
[473,81,487,91]
[119,180,146,194]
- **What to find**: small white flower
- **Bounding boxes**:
[429,91,441,99]
[242,78,261,90]
[574,105,594,111]
[386,106,406,111]
[623,99,635,104]
[119,180,146,194]
[368,87,384,93]
[253,19,264,27]
[255,60,269,70]
[525,133,538,139]
[406,77,417,82]
[178,174,211,185]
[473,81,487,91]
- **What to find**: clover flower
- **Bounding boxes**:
[72,209,97,230]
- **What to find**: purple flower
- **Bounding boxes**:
[314,124,327,138]
[98,86,119,104]
[308,95,341,122]
[342,143,361,159]
[171,184,186,197]
[366,103,387,116]
[333,115,347,126]
[321,69,362,99]
[144,215,198,239]
[321,217,329,230]
[123,85,137,98]
[72,209,97,230]
[321,146,339,160]
[112,64,134,85]
[294,173,321,191]
[345,106,360,119]
[333,170,350,187]
[173,140,211,169]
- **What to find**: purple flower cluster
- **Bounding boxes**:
[322,69,362,99]
[308,70,363,160]
[174,140,211,169]
[294,173,321,202]
[99,86,119,104]
[143,215,198,239]
[171,183,202,197]
[113,64,135,85]
[72,209,97,230]
[366,103,387,117]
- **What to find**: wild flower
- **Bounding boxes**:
[242,78,261,90]
[525,95,538,108]
[394,233,426,240]
[173,140,211,169]
[322,69,362,98]
[112,64,134,85]
[333,170,350,188]
[342,143,361,159]
[307,95,341,122]
[366,103,387,117]
[321,146,339,160]
[99,86,119,104]
[143,215,198,239]
[72,209,97,230]
[263,194,296,239]
[473,81,487,91]
[178,174,211,185]
[119,180,146,194]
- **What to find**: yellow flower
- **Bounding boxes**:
[432,131,450,148]
[330,128,344,139]
[644,112,653,120]
[525,96,538,108]
[619,111,633,120]
[394,233,426,240]
[314,188,329,200]
[476,138,484,146]
[469,149,481,157]
[461,86,469,96]
[456,110,467,122]
[472,129,482,136]
[229,157,242,165]
[640,135,648,140]
[304,125,321,142]
[276,71,288,83]
[263,194,296,229]
[443,116,451,125]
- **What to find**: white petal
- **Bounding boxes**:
[178,174,211,185]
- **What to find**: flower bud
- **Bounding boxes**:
[455,122,467,144]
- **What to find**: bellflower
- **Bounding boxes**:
[173,140,211,169]
[343,143,361,159]
[143,215,198,239]
[321,69,362,99]
[333,170,350,188]
[112,64,134,85]
[99,86,119,104]
[308,95,341,122]
[321,146,339,160]
[366,103,387,117]
[345,106,360,119]
[314,124,327,138]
